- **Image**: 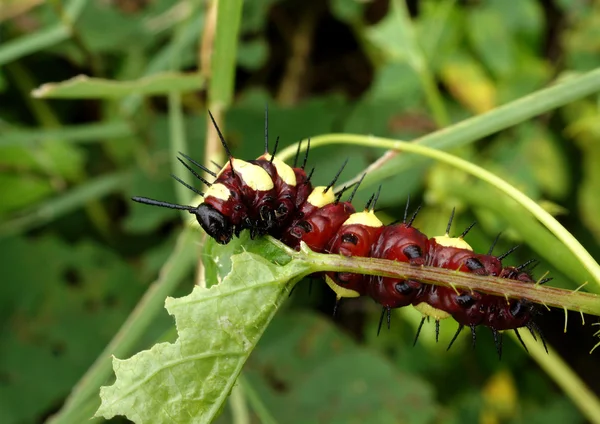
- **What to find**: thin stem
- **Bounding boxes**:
[510,331,600,424]
[237,374,278,424]
[391,0,449,127]
[278,134,600,290]
[284,241,600,317]
[229,380,251,424]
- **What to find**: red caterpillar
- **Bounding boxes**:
[133,110,550,358]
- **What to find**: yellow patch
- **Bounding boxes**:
[204,183,230,201]
[262,154,297,186]
[216,159,274,191]
[413,302,451,320]
[343,211,383,228]
[307,186,335,208]
[324,275,361,298]
[433,235,473,251]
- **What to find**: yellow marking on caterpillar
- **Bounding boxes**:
[204,183,231,201]
[307,186,335,208]
[343,210,383,228]
[216,158,274,191]
[324,275,360,298]
[413,302,451,320]
[433,234,473,251]
[261,154,297,186]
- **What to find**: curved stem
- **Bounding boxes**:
[278,134,600,290]
[269,240,600,317]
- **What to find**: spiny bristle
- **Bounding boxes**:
[470,324,477,349]
[377,307,386,336]
[526,321,548,354]
[447,324,464,351]
[293,140,302,168]
[131,196,196,211]
[171,174,204,197]
[324,158,348,193]
[210,160,222,171]
[364,192,375,211]
[305,167,315,183]
[539,277,553,285]
[487,232,502,255]
[403,194,411,224]
[406,204,422,228]
[369,185,382,212]
[348,173,366,203]
[176,157,212,187]
[497,245,520,261]
[264,102,269,154]
[492,328,503,360]
[302,138,311,170]
[516,259,536,271]
[208,110,234,170]
[335,183,356,203]
[445,207,456,235]
[178,151,217,177]
[270,136,280,164]
[459,221,477,239]
[413,317,426,346]
[435,320,440,343]
[514,328,528,352]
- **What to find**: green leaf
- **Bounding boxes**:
[0,122,133,147]
[0,0,87,66]
[0,171,130,237]
[31,73,204,99]
[96,250,310,423]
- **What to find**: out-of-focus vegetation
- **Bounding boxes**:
[2,0,600,423]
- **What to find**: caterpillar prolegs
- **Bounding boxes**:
[133,110,551,358]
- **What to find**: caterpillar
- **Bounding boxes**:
[132,110,551,358]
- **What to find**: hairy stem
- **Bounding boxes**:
[274,241,600,317]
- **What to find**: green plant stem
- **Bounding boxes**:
[279,67,600,189]
[278,135,600,290]
[0,121,133,147]
[237,374,278,424]
[0,171,130,237]
[209,0,243,109]
[510,331,600,424]
[47,228,199,424]
[293,243,600,316]
[391,0,449,127]
[168,91,191,208]
[0,0,87,66]
[229,381,251,424]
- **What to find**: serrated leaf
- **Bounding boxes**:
[96,250,310,423]
[32,73,204,99]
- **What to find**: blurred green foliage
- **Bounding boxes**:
[1,0,600,423]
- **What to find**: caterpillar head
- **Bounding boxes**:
[193,204,233,244]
